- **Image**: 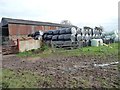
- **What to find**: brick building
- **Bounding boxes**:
[1,17,75,41]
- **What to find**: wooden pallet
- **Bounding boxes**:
[2,45,18,55]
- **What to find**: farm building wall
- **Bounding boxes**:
[8,24,59,40]
[8,24,59,35]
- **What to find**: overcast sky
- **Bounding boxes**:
[0,0,119,32]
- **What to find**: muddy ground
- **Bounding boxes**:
[2,53,119,88]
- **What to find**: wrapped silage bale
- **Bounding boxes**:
[91,34,95,39]
[76,28,82,34]
[58,35,64,41]
[91,29,94,35]
[42,34,47,40]
[63,34,76,42]
[77,34,82,41]
[71,27,77,35]
[82,34,85,40]
[35,35,42,40]
[47,30,54,35]
[97,30,100,35]
[60,28,66,34]
[85,34,89,40]
[85,34,90,41]
[53,30,60,35]
[46,35,53,40]
[95,34,99,39]
[39,31,44,36]
[98,34,101,39]
[94,30,96,35]
[88,29,91,35]
[84,30,88,35]
[52,35,58,41]
[99,30,102,35]
[89,34,92,39]
[81,29,84,35]
[94,30,99,35]
[63,34,71,41]
[71,34,76,42]
[65,27,77,35]
[34,31,43,36]
[87,34,91,40]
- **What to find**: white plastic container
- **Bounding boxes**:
[91,39,103,46]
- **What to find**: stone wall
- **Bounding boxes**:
[19,38,42,52]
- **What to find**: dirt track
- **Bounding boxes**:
[2,54,119,88]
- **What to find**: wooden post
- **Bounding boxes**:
[17,39,20,52]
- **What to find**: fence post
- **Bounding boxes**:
[17,39,20,52]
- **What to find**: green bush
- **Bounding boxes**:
[40,44,49,51]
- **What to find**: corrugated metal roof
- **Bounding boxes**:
[1,17,77,28]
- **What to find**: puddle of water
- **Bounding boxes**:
[94,62,119,67]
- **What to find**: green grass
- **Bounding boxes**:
[17,43,118,58]
[2,43,119,88]
[2,69,39,88]
[2,69,55,88]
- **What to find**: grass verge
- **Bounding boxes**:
[17,43,118,58]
